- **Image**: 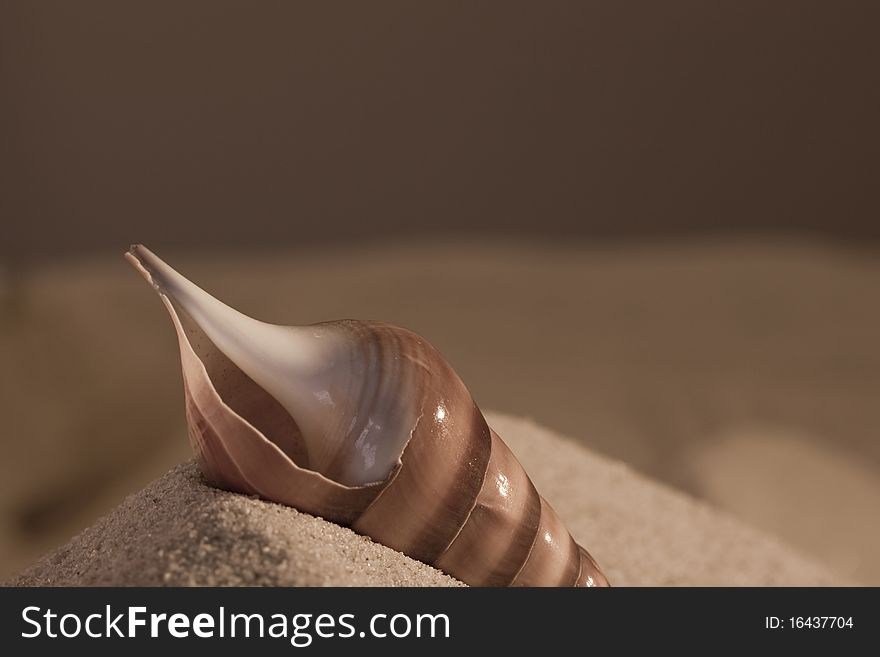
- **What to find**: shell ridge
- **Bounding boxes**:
[432,420,495,565]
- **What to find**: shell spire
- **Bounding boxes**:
[126,244,609,587]
[127,244,413,486]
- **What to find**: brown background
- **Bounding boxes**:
[1,2,879,584]
[2,1,879,261]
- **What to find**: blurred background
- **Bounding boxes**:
[1,1,878,583]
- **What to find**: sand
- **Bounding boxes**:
[7,412,836,587]
[7,460,460,587]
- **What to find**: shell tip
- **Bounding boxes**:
[124,244,161,292]
[124,243,145,265]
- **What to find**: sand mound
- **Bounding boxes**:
[8,461,460,587]
[8,413,838,586]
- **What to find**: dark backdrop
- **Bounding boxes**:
[2,1,878,263]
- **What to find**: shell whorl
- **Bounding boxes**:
[126,245,609,587]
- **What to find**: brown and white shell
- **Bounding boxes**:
[126,245,608,587]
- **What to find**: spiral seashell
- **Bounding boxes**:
[125,245,609,587]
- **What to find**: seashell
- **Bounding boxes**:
[125,244,609,587]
